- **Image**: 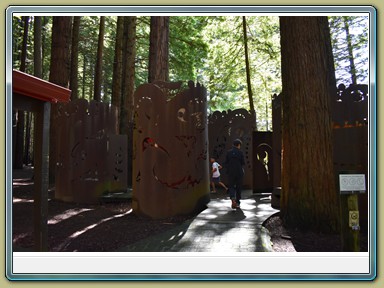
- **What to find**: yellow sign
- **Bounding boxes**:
[349,210,359,227]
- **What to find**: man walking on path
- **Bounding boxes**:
[224,139,245,209]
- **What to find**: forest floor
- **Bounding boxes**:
[12,167,368,252]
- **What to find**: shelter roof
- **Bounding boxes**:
[13,69,71,103]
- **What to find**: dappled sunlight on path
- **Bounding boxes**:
[118,191,279,252]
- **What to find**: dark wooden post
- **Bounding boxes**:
[339,173,366,252]
[13,70,71,252]
[340,193,360,251]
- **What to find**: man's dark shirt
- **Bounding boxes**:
[224,147,245,178]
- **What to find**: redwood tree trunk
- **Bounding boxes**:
[112,16,124,127]
[148,16,169,83]
[121,16,137,131]
[34,16,43,78]
[94,16,105,102]
[279,16,339,232]
[49,16,72,183]
[70,16,81,100]
[121,16,137,187]
[49,17,72,88]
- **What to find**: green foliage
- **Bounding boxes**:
[78,16,100,100]
[200,16,281,131]
[12,16,25,70]
[169,17,209,82]
[135,16,150,86]
[13,15,368,131]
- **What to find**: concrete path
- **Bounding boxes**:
[117,191,279,252]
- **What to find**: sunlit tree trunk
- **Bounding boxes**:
[82,54,86,99]
[148,16,169,82]
[242,16,256,130]
[23,16,43,166]
[279,16,339,232]
[342,17,357,84]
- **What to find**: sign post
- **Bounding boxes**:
[339,173,366,252]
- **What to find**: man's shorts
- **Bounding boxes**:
[211,176,221,183]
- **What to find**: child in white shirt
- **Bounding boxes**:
[210,157,228,193]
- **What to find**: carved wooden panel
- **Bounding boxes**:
[132,81,210,219]
[208,108,253,189]
[55,99,127,204]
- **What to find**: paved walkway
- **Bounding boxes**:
[117,191,279,252]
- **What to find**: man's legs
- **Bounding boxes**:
[235,177,243,206]
[227,175,238,208]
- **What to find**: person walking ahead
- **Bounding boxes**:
[224,139,245,209]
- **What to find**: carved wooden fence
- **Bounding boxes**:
[208,109,254,189]
[208,109,273,193]
[55,99,128,203]
[132,81,210,219]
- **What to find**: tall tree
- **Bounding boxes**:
[121,16,137,186]
[49,16,72,182]
[34,16,43,78]
[201,16,280,130]
[81,53,87,98]
[93,16,105,101]
[121,16,137,132]
[23,16,44,166]
[329,16,368,85]
[242,16,256,130]
[279,16,339,232]
[14,16,29,169]
[148,16,169,82]
[49,17,72,87]
[70,16,81,100]
[342,17,357,84]
[112,16,124,130]
[41,16,51,80]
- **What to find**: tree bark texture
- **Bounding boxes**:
[111,16,124,134]
[33,16,43,78]
[49,16,72,183]
[279,16,339,232]
[121,16,137,186]
[49,16,72,88]
[24,112,32,165]
[148,16,169,83]
[121,16,137,132]
[112,16,124,126]
[70,16,81,100]
[94,16,105,101]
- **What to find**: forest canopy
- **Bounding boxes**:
[12,15,369,131]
